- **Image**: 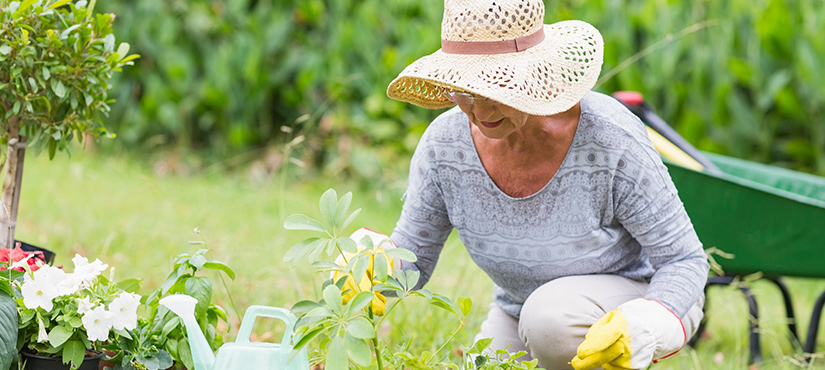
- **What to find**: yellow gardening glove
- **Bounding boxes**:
[571,310,632,370]
[571,299,686,370]
[332,228,396,316]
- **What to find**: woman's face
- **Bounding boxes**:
[457,100,531,140]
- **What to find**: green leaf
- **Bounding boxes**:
[184,276,212,314]
[346,291,375,315]
[283,213,327,232]
[458,296,473,317]
[116,42,130,59]
[0,281,13,297]
[325,336,347,370]
[17,0,37,12]
[324,238,338,257]
[319,188,338,227]
[334,192,353,228]
[384,247,417,263]
[344,333,372,366]
[308,238,333,262]
[178,338,194,370]
[291,300,323,315]
[202,261,236,280]
[62,340,85,369]
[322,284,343,314]
[373,253,389,281]
[283,237,322,264]
[337,237,357,254]
[304,306,334,318]
[119,54,141,64]
[188,254,207,270]
[405,270,420,289]
[293,326,325,351]
[117,278,143,294]
[352,255,369,285]
[340,208,362,231]
[469,338,493,355]
[59,24,81,40]
[0,45,11,55]
[160,316,181,338]
[345,317,375,339]
[51,79,67,98]
[311,260,341,274]
[0,293,16,370]
[430,294,457,316]
[48,0,71,9]
[48,325,73,347]
[138,350,173,370]
[410,288,433,300]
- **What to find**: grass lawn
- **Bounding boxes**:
[13,148,825,369]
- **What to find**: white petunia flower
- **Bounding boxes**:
[37,316,48,343]
[55,273,83,296]
[81,305,113,342]
[77,297,95,315]
[10,254,34,270]
[27,264,62,283]
[72,254,108,283]
[108,292,141,330]
[21,277,60,311]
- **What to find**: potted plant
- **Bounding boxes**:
[0,0,138,248]
[98,230,235,370]
[0,250,140,369]
[283,189,542,370]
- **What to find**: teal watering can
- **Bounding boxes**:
[159,295,309,370]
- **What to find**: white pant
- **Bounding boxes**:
[473,274,704,370]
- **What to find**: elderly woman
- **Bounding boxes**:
[379,0,709,369]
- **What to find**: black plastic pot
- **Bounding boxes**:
[15,240,56,264]
[20,350,103,370]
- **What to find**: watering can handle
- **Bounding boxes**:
[235,305,297,348]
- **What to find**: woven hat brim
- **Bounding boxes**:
[387,20,604,116]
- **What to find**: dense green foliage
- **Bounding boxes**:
[98,0,825,176]
[0,0,136,156]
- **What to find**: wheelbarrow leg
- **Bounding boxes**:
[765,277,800,345]
[699,276,763,364]
[803,289,825,355]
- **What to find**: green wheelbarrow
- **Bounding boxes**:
[614,92,825,364]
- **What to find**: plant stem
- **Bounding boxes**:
[369,307,383,370]
[373,298,402,328]
[430,319,466,366]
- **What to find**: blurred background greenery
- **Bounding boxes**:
[92,0,825,182]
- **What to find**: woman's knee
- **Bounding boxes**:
[517,275,648,369]
[518,278,602,368]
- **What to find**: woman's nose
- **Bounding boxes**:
[471,101,498,118]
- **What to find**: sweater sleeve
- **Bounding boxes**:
[613,139,710,317]
[390,129,454,291]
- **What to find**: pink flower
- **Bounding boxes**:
[0,246,46,272]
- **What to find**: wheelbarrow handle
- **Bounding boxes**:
[613,91,723,175]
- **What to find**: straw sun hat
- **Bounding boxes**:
[387,0,604,116]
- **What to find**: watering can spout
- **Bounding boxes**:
[159,294,216,370]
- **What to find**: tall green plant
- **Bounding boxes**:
[0,0,138,247]
[283,189,540,370]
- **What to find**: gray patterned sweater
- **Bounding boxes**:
[390,91,709,318]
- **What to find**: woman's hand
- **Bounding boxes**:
[570,298,686,370]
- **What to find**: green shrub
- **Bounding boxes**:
[99,0,825,177]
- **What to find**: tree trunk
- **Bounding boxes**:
[0,115,24,249]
